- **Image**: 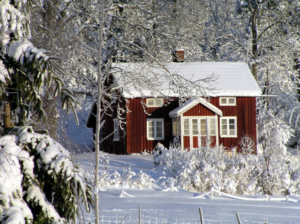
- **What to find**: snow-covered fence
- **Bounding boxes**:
[77,206,298,224]
[192,187,300,203]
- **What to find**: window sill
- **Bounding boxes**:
[220,135,237,138]
[113,139,120,141]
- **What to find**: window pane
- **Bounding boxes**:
[178,118,181,135]
[221,98,227,104]
[172,118,177,136]
[156,121,162,127]
[222,127,227,135]
[229,119,235,135]
[192,119,198,135]
[156,126,162,133]
[184,119,189,135]
[210,118,216,135]
[147,99,154,106]
[221,119,227,135]
[156,121,163,138]
[200,119,206,135]
[228,98,235,105]
[148,121,154,138]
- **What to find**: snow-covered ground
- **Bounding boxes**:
[73,152,300,224]
[64,96,300,224]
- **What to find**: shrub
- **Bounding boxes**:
[153,138,300,196]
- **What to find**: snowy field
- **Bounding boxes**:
[74,153,300,224]
[61,97,300,224]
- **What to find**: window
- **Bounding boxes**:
[192,119,198,135]
[172,117,181,136]
[184,118,189,136]
[190,118,215,136]
[220,117,237,137]
[146,98,164,107]
[200,119,206,135]
[147,119,164,140]
[210,118,216,135]
[113,118,120,141]
[220,97,236,106]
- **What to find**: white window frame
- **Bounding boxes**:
[187,117,216,136]
[147,118,164,140]
[220,117,237,138]
[220,97,236,106]
[146,98,164,108]
[113,118,120,141]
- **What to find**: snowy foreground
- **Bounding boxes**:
[74,153,300,224]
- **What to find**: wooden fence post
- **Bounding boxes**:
[199,207,204,224]
[139,205,141,224]
[236,212,242,224]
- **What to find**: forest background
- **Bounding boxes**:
[1,0,300,223]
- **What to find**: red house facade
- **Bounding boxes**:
[86,62,261,154]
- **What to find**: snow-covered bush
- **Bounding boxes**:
[85,166,155,189]
[0,126,93,224]
[154,140,300,196]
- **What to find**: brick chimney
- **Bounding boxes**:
[172,49,184,62]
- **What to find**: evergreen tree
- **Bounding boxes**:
[0,0,79,133]
[0,126,93,223]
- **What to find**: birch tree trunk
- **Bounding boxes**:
[94,0,104,223]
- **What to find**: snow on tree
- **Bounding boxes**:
[0,0,79,132]
[0,126,92,223]
[154,141,300,196]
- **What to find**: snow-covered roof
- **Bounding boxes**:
[112,62,261,98]
[169,98,223,118]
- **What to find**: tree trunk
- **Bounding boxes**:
[94,0,104,223]
[4,101,12,130]
[251,5,258,81]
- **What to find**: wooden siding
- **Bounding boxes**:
[182,97,257,151]
[92,96,257,154]
[126,98,179,153]
[217,97,256,151]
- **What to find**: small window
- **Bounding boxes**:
[146,98,164,107]
[220,97,236,106]
[184,118,189,136]
[172,117,181,136]
[147,119,164,140]
[220,117,237,137]
[113,118,120,141]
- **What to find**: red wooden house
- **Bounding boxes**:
[86,61,261,154]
